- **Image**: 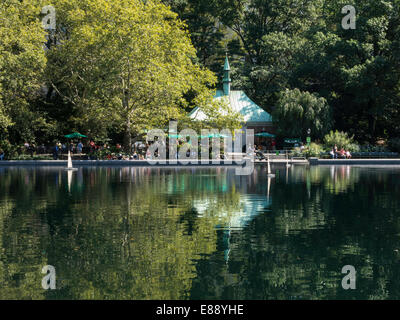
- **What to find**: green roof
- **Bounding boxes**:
[189,90,272,123]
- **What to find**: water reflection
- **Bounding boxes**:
[0,165,400,299]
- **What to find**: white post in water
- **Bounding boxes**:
[267,154,275,178]
[286,152,291,168]
[67,151,73,169]
[65,151,77,171]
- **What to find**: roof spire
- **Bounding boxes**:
[223,53,231,96]
[224,52,230,71]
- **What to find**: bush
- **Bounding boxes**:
[323,130,354,150]
[303,142,324,157]
[359,144,388,152]
[10,154,53,160]
[347,143,360,153]
[388,138,400,153]
[0,140,18,159]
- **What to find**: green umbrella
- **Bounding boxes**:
[200,133,230,139]
[64,132,87,139]
[255,132,276,138]
[168,134,182,138]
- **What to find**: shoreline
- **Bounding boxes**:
[0,159,308,167]
[2,158,400,166]
[309,158,400,165]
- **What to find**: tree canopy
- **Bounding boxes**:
[272,88,332,140]
[1,0,400,147]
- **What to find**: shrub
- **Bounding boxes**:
[347,143,360,153]
[10,154,53,160]
[0,140,18,159]
[303,142,324,158]
[323,130,354,150]
[359,144,388,152]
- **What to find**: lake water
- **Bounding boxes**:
[1,165,400,300]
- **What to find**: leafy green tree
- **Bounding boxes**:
[272,88,332,140]
[216,0,324,110]
[162,0,232,77]
[46,0,219,149]
[0,0,47,143]
[295,0,400,142]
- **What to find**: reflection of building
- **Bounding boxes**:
[192,195,270,229]
[189,56,274,146]
[193,194,271,263]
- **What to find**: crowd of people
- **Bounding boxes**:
[330,144,352,159]
[0,140,353,161]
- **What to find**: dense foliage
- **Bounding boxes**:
[1,0,400,150]
[166,0,400,144]
[272,89,332,140]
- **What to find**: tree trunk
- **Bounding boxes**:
[124,117,132,153]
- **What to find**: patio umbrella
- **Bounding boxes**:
[255,132,276,138]
[64,132,87,139]
[200,133,230,139]
[169,133,229,139]
[168,134,182,139]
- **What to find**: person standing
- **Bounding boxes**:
[89,140,95,153]
[53,143,59,160]
[69,141,75,154]
[77,141,83,155]
[0,148,4,161]
[271,139,276,151]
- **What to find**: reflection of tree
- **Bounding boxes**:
[191,166,400,300]
[0,167,243,299]
[2,166,400,299]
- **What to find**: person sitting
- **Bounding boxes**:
[146,149,152,160]
[256,150,265,160]
[0,148,4,161]
[339,148,346,158]
[330,148,335,159]
[346,150,352,159]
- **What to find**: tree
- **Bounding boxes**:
[272,88,332,139]
[294,0,400,142]
[215,0,324,110]
[47,0,219,149]
[162,0,231,76]
[0,0,47,143]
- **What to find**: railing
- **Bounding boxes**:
[320,152,400,159]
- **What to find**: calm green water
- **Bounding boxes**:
[1,165,400,300]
